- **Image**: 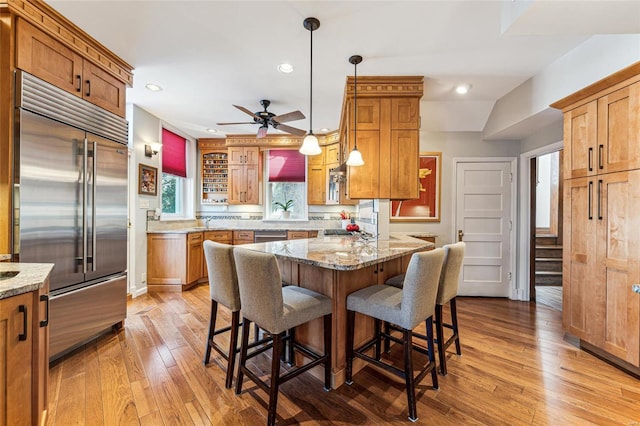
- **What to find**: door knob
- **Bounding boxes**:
[458,230,464,242]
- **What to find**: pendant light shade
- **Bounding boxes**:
[346,54,364,167]
[300,17,322,156]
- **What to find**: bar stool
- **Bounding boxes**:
[385,242,466,376]
[233,248,332,426]
[202,241,269,388]
[346,249,445,422]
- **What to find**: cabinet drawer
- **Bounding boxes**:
[204,231,232,242]
[188,232,203,242]
[287,231,309,240]
[233,231,254,240]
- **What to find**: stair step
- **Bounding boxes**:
[536,236,559,245]
[535,271,563,285]
[535,258,562,272]
[536,246,563,258]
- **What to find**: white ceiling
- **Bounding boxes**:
[47,0,640,140]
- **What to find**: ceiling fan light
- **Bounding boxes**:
[346,148,364,166]
[299,133,322,155]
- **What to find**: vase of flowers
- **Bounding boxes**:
[273,199,294,219]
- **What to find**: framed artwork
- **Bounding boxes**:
[390,152,441,222]
[138,163,158,196]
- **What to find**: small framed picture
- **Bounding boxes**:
[390,152,441,222]
[138,163,157,196]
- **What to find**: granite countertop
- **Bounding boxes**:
[0,263,55,300]
[238,234,433,271]
[0,254,11,261]
[148,226,326,234]
[404,232,437,238]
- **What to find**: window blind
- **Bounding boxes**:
[268,149,306,182]
[162,128,187,178]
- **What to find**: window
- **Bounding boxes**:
[265,149,307,220]
[161,128,187,217]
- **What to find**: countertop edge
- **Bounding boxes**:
[0,263,55,300]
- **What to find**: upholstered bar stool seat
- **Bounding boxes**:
[346,249,445,422]
[233,248,332,426]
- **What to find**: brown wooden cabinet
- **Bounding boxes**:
[553,62,640,372]
[204,230,233,244]
[228,147,260,205]
[233,230,254,245]
[0,292,34,426]
[0,282,50,426]
[342,78,422,200]
[16,18,126,117]
[147,232,203,291]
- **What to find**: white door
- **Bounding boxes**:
[455,161,513,297]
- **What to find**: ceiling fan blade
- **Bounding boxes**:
[257,126,269,138]
[275,123,307,137]
[272,110,305,123]
[216,121,256,125]
[233,104,261,121]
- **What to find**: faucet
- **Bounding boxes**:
[205,217,213,229]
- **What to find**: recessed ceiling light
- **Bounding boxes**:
[455,84,471,95]
[206,128,217,134]
[145,83,163,92]
[277,63,294,74]
[320,128,330,132]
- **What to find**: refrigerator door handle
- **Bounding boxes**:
[91,141,97,272]
[83,137,88,274]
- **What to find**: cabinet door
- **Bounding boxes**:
[228,165,244,204]
[563,177,599,343]
[391,98,420,129]
[147,234,186,285]
[244,147,260,165]
[348,130,380,199]
[33,282,49,425]
[82,60,126,117]
[307,146,325,166]
[390,130,419,200]
[326,144,340,164]
[356,98,380,130]
[228,147,246,165]
[287,231,309,240]
[0,292,34,426]
[187,232,204,284]
[244,165,260,204]
[564,101,597,179]
[597,82,640,174]
[16,19,83,97]
[307,165,326,205]
[597,170,640,365]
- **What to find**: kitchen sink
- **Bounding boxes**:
[0,271,19,280]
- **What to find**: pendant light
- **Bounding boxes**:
[299,17,322,156]
[346,55,364,166]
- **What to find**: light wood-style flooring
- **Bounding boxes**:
[46,284,640,425]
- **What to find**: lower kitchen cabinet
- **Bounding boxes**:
[0,281,49,426]
[287,230,318,240]
[147,232,204,291]
[233,230,254,245]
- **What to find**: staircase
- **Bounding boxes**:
[535,236,562,286]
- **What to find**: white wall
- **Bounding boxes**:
[389,131,522,246]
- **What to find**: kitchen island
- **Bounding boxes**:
[238,233,434,388]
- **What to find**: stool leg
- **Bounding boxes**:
[450,298,462,355]
[345,309,356,385]
[403,328,418,422]
[203,300,218,365]
[225,310,240,389]
[235,319,251,395]
[287,327,296,366]
[426,316,438,389]
[383,321,391,354]
[267,333,284,426]
[323,314,332,391]
[374,319,381,360]
[435,304,447,375]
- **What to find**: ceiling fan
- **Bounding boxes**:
[217,99,306,138]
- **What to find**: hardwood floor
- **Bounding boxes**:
[535,286,562,312]
[46,284,640,425]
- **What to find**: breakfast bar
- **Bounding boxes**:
[239,233,434,388]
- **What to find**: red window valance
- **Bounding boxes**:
[268,149,305,182]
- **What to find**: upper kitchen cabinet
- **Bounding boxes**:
[555,77,640,180]
[15,18,131,117]
[228,147,260,204]
[340,76,423,200]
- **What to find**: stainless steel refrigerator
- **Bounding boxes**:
[14,71,128,360]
